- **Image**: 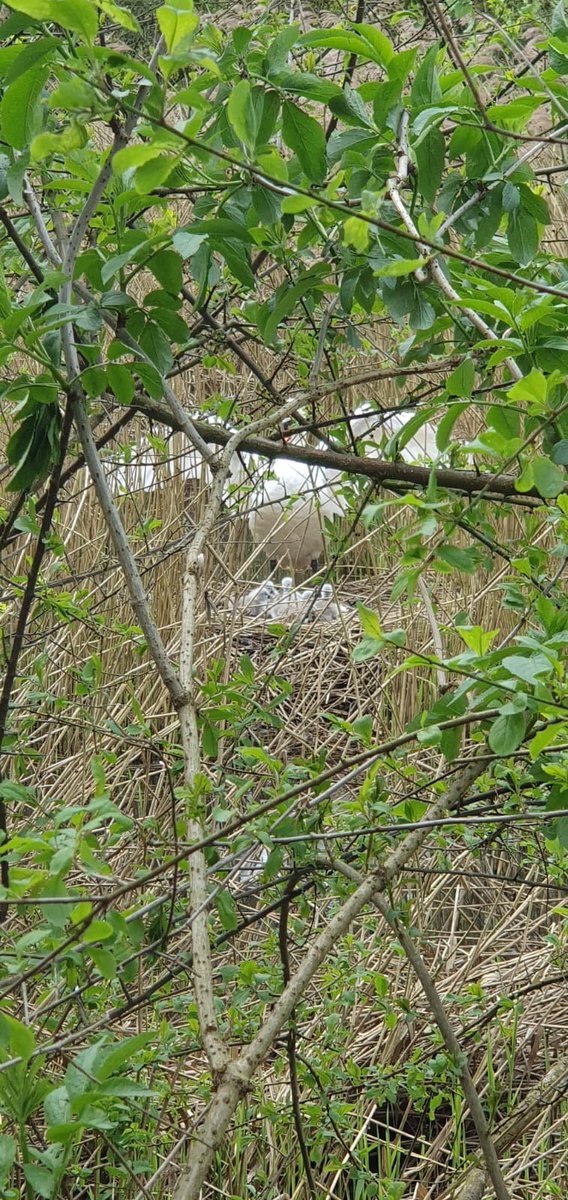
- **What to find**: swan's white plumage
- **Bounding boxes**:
[350,406,439,463]
[104,405,440,572]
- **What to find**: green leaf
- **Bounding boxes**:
[373,78,402,131]
[343,216,369,253]
[213,238,254,290]
[352,636,384,663]
[265,24,301,72]
[440,724,461,762]
[227,79,260,152]
[201,720,218,757]
[157,0,197,54]
[101,243,146,283]
[414,126,444,204]
[436,402,468,451]
[502,653,553,682]
[507,209,539,265]
[529,724,561,760]
[519,184,550,225]
[107,363,134,406]
[474,188,504,249]
[0,780,35,802]
[388,47,417,83]
[256,89,280,145]
[7,406,60,491]
[148,249,182,295]
[299,29,378,59]
[261,266,327,344]
[139,319,173,374]
[0,1012,35,1060]
[352,23,393,66]
[271,69,343,104]
[386,406,437,456]
[172,229,206,258]
[7,0,97,34]
[374,257,426,277]
[0,63,47,150]
[112,143,162,174]
[357,603,383,639]
[81,918,114,943]
[56,0,98,39]
[502,181,520,212]
[488,711,526,755]
[282,100,326,183]
[23,1165,54,1199]
[410,45,441,110]
[216,888,238,931]
[280,193,319,214]
[189,218,254,242]
[457,624,497,655]
[551,440,568,465]
[508,368,547,406]
[133,153,177,193]
[515,461,534,493]
[328,85,373,128]
[531,456,565,498]
[446,358,474,398]
[97,0,140,33]
[0,35,56,83]
[0,1135,16,1181]
[437,545,478,572]
[487,404,519,439]
[89,947,117,979]
[3,0,53,17]
[95,1033,152,1080]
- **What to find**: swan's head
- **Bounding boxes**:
[321,583,333,598]
[281,576,294,591]
[259,581,278,600]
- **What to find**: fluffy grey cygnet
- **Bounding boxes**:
[238,580,279,618]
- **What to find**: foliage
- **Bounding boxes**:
[0,0,567,1196]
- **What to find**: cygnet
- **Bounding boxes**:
[269,577,307,623]
[309,583,351,624]
[237,580,279,619]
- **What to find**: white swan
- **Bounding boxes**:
[245,458,345,573]
[350,405,439,463]
[243,406,439,572]
[103,405,440,572]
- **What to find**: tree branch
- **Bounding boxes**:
[130,396,554,506]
